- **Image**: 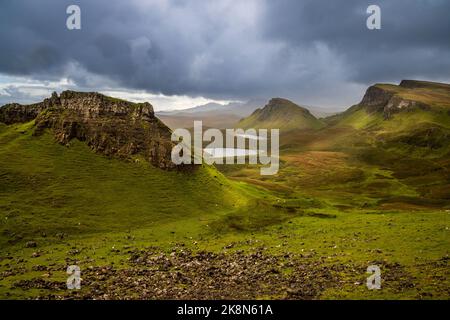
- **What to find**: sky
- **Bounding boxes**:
[0,0,449,111]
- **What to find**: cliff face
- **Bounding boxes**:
[0,91,178,169]
[359,83,431,119]
[0,102,48,124]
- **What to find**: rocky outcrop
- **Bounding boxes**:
[0,91,181,170]
[359,83,430,119]
[0,103,47,124]
[359,86,395,112]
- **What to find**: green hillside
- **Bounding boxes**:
[0,121,253,247]
[237,98,324,131]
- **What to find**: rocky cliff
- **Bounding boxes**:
[359,82,432,119]
[0,91,178,169]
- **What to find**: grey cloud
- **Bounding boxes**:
[0,0,449,108]
[263,0,450,83]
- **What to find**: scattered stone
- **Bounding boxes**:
[25,241,37,248]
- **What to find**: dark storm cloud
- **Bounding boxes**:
[263,0,450,83]
[0,0,449,107]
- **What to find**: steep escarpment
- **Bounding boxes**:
[322,80,450,156]
[327,80,450,129]
[357,80,450,119]
[359,84,430,119]
[0,91,177,169]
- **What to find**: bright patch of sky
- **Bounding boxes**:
[0,74,232,111]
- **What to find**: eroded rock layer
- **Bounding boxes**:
[0,91,178,169]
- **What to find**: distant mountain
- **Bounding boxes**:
[158,113,242,130]
[158,99,265,117]
[236,98,324,131]
[157,102,233,116]
[157,99,266,129]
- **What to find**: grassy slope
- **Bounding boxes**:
[0,121,256,246]
[214,137,449,299]
[0,93,449,299]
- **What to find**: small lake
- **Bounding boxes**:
[204,148,262,159]
[234,133,267,141]
[203,133,268,159]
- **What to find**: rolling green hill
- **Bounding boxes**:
[237,98,324,131]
